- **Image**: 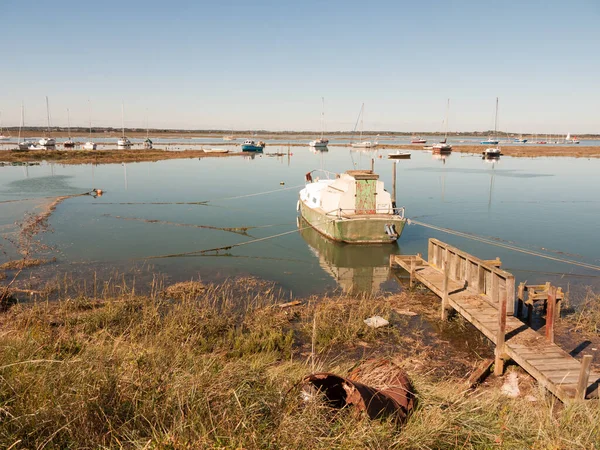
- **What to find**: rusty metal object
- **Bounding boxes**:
[301,360,415,421]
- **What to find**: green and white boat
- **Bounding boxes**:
[298,169,405,244]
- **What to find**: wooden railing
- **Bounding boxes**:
[427,238,515,315]
[427,238,515,376]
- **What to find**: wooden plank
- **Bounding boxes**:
[576,355,593,400]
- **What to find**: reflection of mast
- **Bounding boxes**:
[123,163,128,190]
[488,161,495,210]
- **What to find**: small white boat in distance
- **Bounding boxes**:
[117,137,132,149]
[203,148,229,154]
[39,137,56,147]
[309,138,329,148]
[388,151,411,159]
[483,147,501,158]
[83,142,97,150]
[351,139,378,149]
[223,135,236,141]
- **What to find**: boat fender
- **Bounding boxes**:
[305,172,313,182]
[296,200,300,212]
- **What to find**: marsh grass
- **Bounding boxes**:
[564,289,600,335]
[2,279,600,449]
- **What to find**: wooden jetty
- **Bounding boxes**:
[390,238,600,403]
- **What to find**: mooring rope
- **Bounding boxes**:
[142,216,332,260]
[92,184,305,206]
[408,219,600,272]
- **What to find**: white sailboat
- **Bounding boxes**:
[484,97,501,158]
[565,132,580,144]
[433,99,452,153]
[83,100,97,150]
[38,96,56,147]
[63,108,75,148]
[143,110,153,149]
[0,112,9,140]
[309,97,329,148]
[117,103,132,149]
[351,103,378,148]
[17,103,34,150]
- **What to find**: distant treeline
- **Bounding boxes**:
[4,127,598,138]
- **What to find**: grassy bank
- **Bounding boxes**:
[2,278,600,448]
[0,149,247,165]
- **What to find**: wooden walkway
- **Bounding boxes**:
[391,239,600,403]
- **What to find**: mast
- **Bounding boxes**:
[494,97,498,140]
[444,98,449,140]
[320,97,324,140]
[18,103,23,142]
[45,96,51,134]
[88,99,92,140]
[146,108,149,139]
[361,103,364,141]
[121,103,125,138]
[67,108,71,138]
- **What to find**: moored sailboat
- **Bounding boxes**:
[38,96,56,147]
[17,103,34,150]
[63,108,75,148]
[83,99,97,150]
[351,103,378,148]
[433,99,452,153]
[309,97,329,148]
[483,97,501,158]
[117,103,132,149]
[298,169,405,244]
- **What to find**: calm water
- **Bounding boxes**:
[1,147,599,297]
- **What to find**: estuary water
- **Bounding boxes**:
[1,147,599,297]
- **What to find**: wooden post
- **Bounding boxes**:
[517,282,525,318]
[410,257,416,288]
[391,161,397,208]
[371,158,374,172]
[441,258,450,320]
[506,276,515,316]
[494,274,507,376]
[546,285,557,343]
[477,264,485,294]
[576,355,593,400]
[428,240,434,264]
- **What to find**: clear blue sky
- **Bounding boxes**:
[2,0,599,133]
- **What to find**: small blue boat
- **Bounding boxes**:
[242,139,265,152]
[514,138,528,143]
[481,138,499,145]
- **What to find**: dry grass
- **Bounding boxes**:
[0,258,54,271]
[564,289,600,335]
[1,279,600,448]
[1,149,247,164]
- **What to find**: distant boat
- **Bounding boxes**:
[39,96,56,148]
[16,103,35,150]
[241,139,265,151]
[143,112,153,149]
[483,147,501,158]
[63,108,75,148]
[411,136,426,144]
[309,97,329,148]
[433,99,452,154]
[514,136,528,143]
[223,135,236,141]
[565,132,580,144]
[299,169,405,244]
[117,103,132,149]
[83,100,97,150]
[483,98,501,157]
[0,112,9,140]
[203,148,229,154]
[388,151,411,159]
[480,138,499,145]
[351,103,378,148]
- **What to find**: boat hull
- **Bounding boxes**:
[481,140,499,145]
[242,144,264,152]
[299,200,405,244]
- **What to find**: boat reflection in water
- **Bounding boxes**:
[298,217,399,294]
[432,153,449,164]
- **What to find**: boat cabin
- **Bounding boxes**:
[303,170,394,216]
